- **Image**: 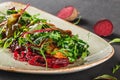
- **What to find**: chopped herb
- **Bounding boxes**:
[18,11,32,26]
[7,9,17,15]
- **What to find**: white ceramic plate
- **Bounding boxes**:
[0,2,114,74]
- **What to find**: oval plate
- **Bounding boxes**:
[0,2,114,74]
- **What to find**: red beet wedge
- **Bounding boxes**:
[57,6,79,21]
[94,19,113,37]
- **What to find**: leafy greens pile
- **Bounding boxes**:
[0,5,89,68]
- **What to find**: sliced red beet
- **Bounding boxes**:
[13,49,28,61]
[14,51,27,61]
[25,52,36,60]
[52,58,69,68]
[28,55,45,66]
[57,6,74,19]
[94,19,113,37]
[13,51,20,60]
[12,46,69,68]
[57,6,78,21]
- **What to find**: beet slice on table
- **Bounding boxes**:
[94,19,113,37]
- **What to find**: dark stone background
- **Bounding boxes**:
[0,0,120,80]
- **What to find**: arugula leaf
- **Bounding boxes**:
[18,11,32,26]
[39,49,47,69]
[57,48,73,57]
[112,64,120,74]
[7,9,17,15]
[18,11,47,27]
[3,37,14,48]
[109,38,120,43]
[94,74,117,80]
[30,14,41,24]
[68,57,75,62]
[81,51,88,59]
[31,24,42,30]
[18,37,26,46]
[13,31,21,39]
[49,31,61,40]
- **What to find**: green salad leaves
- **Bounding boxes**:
[0,6,90,66]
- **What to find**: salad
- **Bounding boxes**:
[0,4,90,68]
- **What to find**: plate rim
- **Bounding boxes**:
[0,1,115,74]
[0,47,114,74]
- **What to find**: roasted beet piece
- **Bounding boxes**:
[94,19,113,37]
[28,55,45,66]
[57,6,79,21]
[13,46,69,68]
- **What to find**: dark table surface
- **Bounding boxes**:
[0,0,120,80]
